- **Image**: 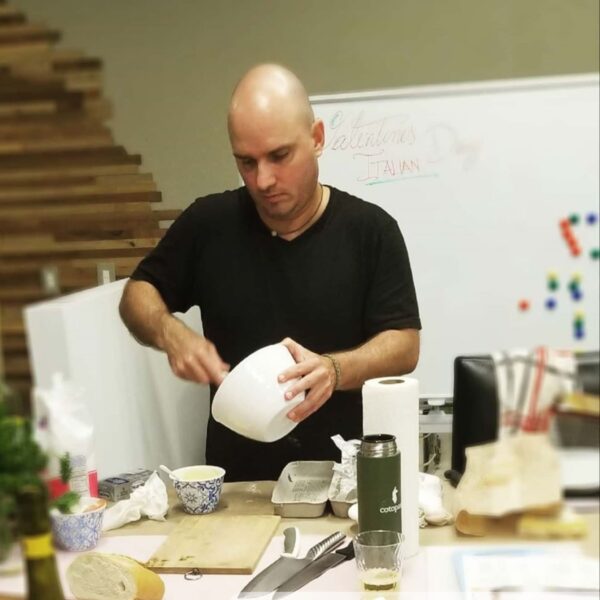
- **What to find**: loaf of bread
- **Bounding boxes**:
[67,552,165,600]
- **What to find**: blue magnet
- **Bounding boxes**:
[571,288,583,301]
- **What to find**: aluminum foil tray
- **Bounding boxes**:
[271,461,334,518]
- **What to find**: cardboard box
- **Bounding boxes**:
[98,469,153,502]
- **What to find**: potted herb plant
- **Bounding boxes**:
[0,382,47,563]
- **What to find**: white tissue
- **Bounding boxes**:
[418,472,453,526]
[102,472,168,531]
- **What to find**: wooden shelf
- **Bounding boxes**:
[0,8,181,404]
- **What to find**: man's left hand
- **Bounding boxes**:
[278,337,337,422]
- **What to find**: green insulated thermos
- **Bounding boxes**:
[357,434,402,534]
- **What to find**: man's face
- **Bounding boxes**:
[229,109,323,223]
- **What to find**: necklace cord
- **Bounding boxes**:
[270,184,324,237]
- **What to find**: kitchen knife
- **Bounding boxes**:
[273,541,355,598]
[282,527,301,558]
[238,531,346,597]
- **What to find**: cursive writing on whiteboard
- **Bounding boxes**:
[325,110,416,151]
[321,110,479,184]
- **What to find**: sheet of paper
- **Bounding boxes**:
[457,551,599,600]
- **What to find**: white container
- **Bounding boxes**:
[212,344,305,442]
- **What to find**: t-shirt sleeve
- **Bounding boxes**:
[129,203,199,314]
[364,218,421,336]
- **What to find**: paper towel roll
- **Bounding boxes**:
[362,376,420,558]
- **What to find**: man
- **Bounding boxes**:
[119,64,421,481]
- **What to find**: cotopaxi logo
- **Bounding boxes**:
[379,485,401,513]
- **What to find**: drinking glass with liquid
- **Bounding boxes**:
[353,530,403,592]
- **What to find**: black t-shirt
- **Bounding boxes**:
[131,186,421,481]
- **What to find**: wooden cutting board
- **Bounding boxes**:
[146,513,281,574]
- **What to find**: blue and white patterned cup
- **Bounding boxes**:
[50,498,106,552]
[171,466,225,514]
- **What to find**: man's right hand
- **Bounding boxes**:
[119,279,229,386]
[161,315,229,385]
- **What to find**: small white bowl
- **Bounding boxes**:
[212,344,305,442]
[171,465,225,514]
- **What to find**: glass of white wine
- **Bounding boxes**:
[353,530,403,593]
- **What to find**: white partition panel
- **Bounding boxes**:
[25,279,209,478]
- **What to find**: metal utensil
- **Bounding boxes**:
[238,531,345,597]
[273,541,355,598]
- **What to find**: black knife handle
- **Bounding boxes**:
[336,541,355,560]
[305,531,345,560]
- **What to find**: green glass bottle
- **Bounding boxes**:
[16,485,65,600]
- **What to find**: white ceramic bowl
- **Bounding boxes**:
[212,343,305,442]
[171,465,225,514]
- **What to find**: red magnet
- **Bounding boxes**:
[518,299,530,311]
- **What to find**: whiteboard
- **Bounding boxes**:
[312,75,599,395]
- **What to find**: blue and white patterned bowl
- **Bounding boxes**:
[50,498,106,552]
[172,465,225,515]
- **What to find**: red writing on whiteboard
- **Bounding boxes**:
[355,152,421,182]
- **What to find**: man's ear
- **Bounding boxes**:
[312,119,325,157]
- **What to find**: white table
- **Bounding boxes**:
[1,482,597,599]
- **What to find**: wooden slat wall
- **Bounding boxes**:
[0,3,180,407]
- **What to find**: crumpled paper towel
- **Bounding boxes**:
[329,435,360,502]
[102,471,168,531]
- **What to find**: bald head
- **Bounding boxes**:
[228,64,315,138]
[227,64,325,231]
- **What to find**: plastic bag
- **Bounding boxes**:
[34,373,98,499]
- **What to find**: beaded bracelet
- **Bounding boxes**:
[322,353,341,390]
